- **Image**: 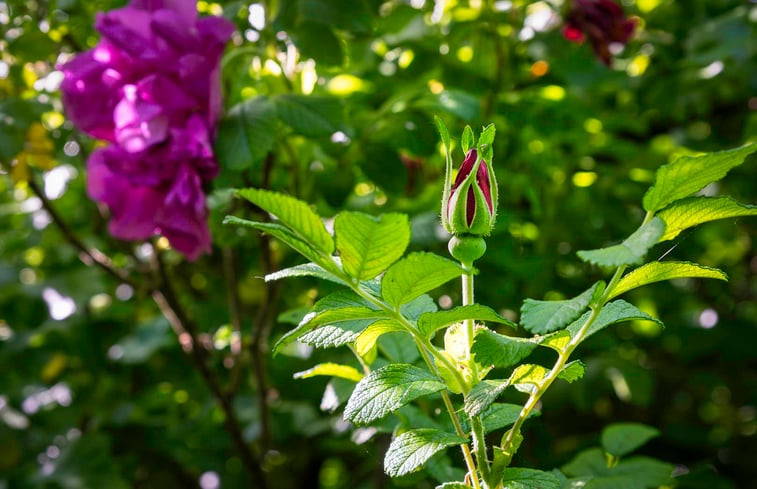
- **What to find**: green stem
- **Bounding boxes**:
[471,415,491,486]
[460,262,489,485]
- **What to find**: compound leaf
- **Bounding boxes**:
[643,143,757,213]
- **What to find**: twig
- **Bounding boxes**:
[25,176,138,288]
[153,251,269,489]
[246,151,279,452]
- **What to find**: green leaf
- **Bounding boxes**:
[401,294,439,320]
[537,330,572,353]
[434,115,451,151]
[563,448,673,489]
[501,468,561,489]
[334,212,410,280]
[418,305,516,339]
[520,282,602,334]
[461,125,475,154]
[435,483,470,489]
[273,291,385,353]
[382,252,464,308]
[566,300,663,341]
[299,318,378,349]
[465,379,510,417]
[215,96,277,171]
[643,143,757,212]
[577,218,665,267]
[293,22,343,66]
[477,123,496,162]
[511,364,549,394]
[658,196,757,241]
[601,423,660,457]
[354,319,404,356]
[460,403,539,434]
[224,218,331,272]
[274,94,344,137]
[608,261,728,300]
[236,188,335,255]
[558,361,585,383]
[344,364,445,424]
[265,263,347,286]
[379,331,420,364]
[384,429,467,477]
[471,329,537,369]
[294,363,364,382]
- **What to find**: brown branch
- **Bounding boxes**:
[152,251,268,489]
[223,246,246,396]
[249,150,278,453]
[25,176,138,288]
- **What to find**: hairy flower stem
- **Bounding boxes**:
[461,262,490,486]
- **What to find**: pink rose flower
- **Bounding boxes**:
[60,0,234,260]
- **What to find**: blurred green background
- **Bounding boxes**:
[1,0,755,487]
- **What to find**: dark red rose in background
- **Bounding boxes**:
[563,0,636,65]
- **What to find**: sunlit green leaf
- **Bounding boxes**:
[224,218,332,272]
[609,261,728,300]
[354,319,404,356]
[334,211,410,280]
[558,360,585,383]
[657,196,757,241]
[236,188,335,255]
[294,363,363,382]
[344,364,445,424]
[643,143,757,212]
[511,364,549,394]
[273,291,385,353]
[265,262,347,286]
[461,125,475,154]
[577,218,665,267]
[520,282,602,334]
[418,304,516,339]
[566,300,663,340]
[384,428,466,477]
[382,252,464,308]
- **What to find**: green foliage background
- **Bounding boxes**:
[1,0,755,487]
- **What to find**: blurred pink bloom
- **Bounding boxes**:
[60,0,233,260]
[563,0,636,65]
